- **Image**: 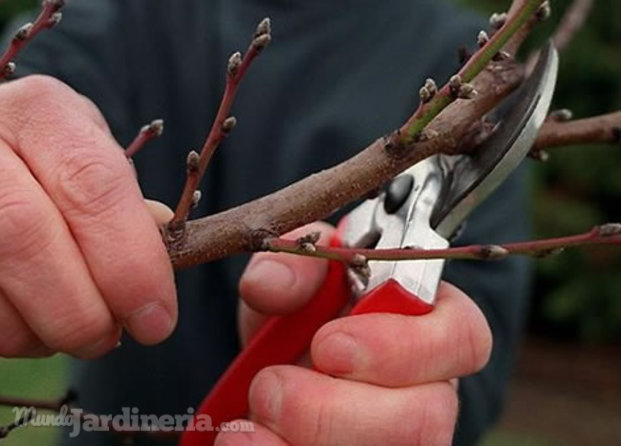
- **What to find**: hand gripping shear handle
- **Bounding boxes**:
[180,42,558,446]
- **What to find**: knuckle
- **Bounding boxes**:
[16,75,68,100]
[0,75,109,148]
[0,188,53,259]
[0,75,70,138]
[42,306,113,354]
[55,153,128,218]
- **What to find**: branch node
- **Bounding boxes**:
[143,118,164,137]
[350,253,368,268]
[477,30,490,47]
[599,223,621,237]
[448,74,463,97]
[383,131,406,157]
[534,247,565,258]
[296,231,321,246]
[424,78,438,96]
[536,1,552,21]
[458,83,478,100]
[191,190,202,209]
[165,220,186,241]
[221,116,237,133]
[186,150,200,173]
[529,149,550,162]
[492,50,511,62]
[252,229,279,251]
[227,51,243,77]
[480,245,509,260]
[251,34,271,52]
[14,23,33,42]
[489,12,508,30]
[419,78,437,104]
[254,17,271,38]
[415,128,439,142]
[2,62,16,77]
[47,12,63,28]
[300,242,317,254]
[549,108,574,122]
[125,119,164,159]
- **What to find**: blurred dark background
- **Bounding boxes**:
[0,1,619,445]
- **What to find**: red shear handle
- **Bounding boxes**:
[349,279,434,316]
[180,235,349,446]
[180,233,435,446]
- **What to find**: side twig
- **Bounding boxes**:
[533,111,621,152]
[125,119,164,159]
[0,0,65,79]
[167,18,271,233]
[398,0,546,146]
[553,0,594,52]
[263,224,621,264]
[167,1,545,268]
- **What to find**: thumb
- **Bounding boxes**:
[238,222,335,346]
[144,199,174,226]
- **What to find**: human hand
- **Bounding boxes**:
[219,222,492,445]
[0,75,177,359]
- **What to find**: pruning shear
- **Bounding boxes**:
[180,42,558,446]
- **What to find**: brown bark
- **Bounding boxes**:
[534,112,621,150]
[167,60,525,268]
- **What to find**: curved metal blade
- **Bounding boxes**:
[432,42,559,238]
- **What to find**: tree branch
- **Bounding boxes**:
[263,224,621,263]
[533,111,621,151]
[553,0,594,52]
[167,18,271,233]
[124,119,164,159]
[399,0,544,144]
[166,1,547,268]
[0,0,65,79]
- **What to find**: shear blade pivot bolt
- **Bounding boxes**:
[384,175,414,214]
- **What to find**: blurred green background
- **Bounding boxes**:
[459,0,621,343]
[0,1,619,445]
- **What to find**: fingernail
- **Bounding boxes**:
[315,332,359,375]
[125,302,174,345]
[243,260,296,290]
[249,370,282,423]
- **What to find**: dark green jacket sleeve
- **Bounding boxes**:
[5,1,531,445]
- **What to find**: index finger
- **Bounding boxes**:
[1,76,177,344]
